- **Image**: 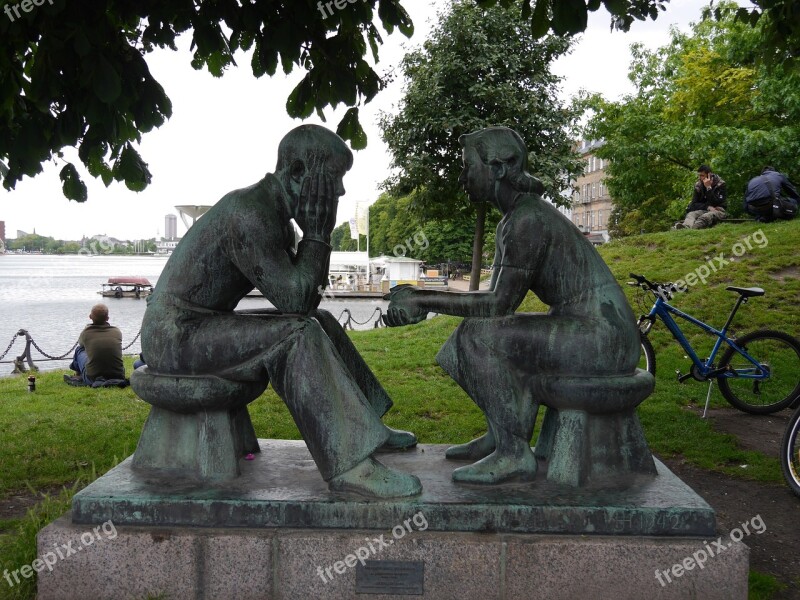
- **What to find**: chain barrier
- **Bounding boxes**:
[338,307,385,330]
[3,310,383,373]
[123,329,141,351]
[0,335,17,361]
[30,337,78,360]
[0,328,143,374]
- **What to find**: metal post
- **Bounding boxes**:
[12,329,39,374]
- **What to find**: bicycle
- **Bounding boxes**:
[627,272,800,416]
[781,405,800,497]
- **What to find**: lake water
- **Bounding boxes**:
[0,254,389,373]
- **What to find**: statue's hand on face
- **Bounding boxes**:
[296,171,338,243]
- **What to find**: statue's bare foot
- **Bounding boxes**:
[378,426,418,452]
[445,433,495,461]
[329,456,422,498]
[451,450,537,484]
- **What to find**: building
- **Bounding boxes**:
[571,140,612,244]
[164,214,178,240]
[155,239,179,255]
[0,220,5,244]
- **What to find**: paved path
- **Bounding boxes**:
[445,278,490,291]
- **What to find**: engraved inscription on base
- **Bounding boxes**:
[355,560,424,595]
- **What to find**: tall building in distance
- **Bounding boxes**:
[0,220,5,244]
[164,214,177,240]
[571,140,612,245]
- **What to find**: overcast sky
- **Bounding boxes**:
[0,0,723,242]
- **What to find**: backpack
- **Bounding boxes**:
[745,180,797,222]
[766,179,797,221]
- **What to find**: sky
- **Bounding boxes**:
[0,0,725,242]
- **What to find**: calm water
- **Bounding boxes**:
[0,254,388,372]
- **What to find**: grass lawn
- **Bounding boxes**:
[0,218,797,599]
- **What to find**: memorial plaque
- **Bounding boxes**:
[355,560,424,595]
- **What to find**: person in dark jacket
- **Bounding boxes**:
[69,304,126,384]
[675,165,727,229]
[744,166,799,222]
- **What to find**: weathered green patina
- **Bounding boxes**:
[131,125,419,498]
[385,127,656,486]
[72,441,713,536]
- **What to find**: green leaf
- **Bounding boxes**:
[73,30,91,57]
[59,163,88,202]
[336,107,368,150]
[530,0,551,38]
[112,145,152,192]
[286,75,315,119]
[552,0,587,35]
[92,55,122,104]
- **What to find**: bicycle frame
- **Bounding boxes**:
[640,294,768,381]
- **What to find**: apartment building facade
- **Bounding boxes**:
[571,140,612,244]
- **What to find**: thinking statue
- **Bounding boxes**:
[140,125,420,498]
[384,127,641,484]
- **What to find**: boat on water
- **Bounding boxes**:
[99,277,153,299]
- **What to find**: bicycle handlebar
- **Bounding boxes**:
[627,273,685,299]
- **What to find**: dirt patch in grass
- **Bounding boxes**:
[769,266,800,281]
[0,484,73,526]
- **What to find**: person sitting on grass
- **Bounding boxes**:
[674,165,727,230]
[69,303,126,384]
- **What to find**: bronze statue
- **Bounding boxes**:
[137,125,420,498]
[385,127,650,485]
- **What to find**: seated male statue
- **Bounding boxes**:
[384,127,640,484]
[141,124,420,498]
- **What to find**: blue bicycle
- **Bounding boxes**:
[628,273,800,415]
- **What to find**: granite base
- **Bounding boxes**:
[36,516,749,599]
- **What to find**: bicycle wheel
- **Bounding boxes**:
[718,330,800,414]
[781,405,800,497]
[639,333,656,376]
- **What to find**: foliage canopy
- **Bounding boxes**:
[2,0,797,203]
[0,0,413,200]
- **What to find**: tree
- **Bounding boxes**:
[584,2,800,235]
[367,192,481,262]
[0,0,413,200]
[380,1,582,288]
[330,221,366,252]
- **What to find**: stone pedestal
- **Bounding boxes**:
[37,518,748,600]
[35,442,749,599]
